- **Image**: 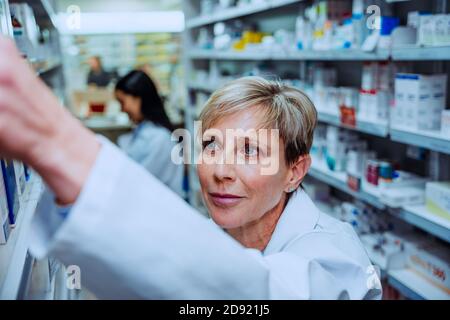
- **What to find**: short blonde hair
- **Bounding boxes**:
[199,76,317,165]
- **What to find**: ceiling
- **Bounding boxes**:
[52,0,184,34]
[54,0,181,13]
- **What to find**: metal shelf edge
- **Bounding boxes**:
[186,0,301,29]
[390,129,450,155]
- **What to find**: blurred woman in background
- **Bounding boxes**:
[87,56,114,87]
[114,70,184,197]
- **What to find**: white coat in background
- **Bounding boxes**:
[118,121,184,197]
[29,138,382,300]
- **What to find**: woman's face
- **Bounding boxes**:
[197,107,305,230]
[115,90,143,123]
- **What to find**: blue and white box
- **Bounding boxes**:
[0,163,11,244]
[1,159,21,226]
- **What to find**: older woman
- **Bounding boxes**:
[197,77,318,252]
[0,38,380,299]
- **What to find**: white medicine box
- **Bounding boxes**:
[407,244,450,293]
[442,110,450,138]
[395,74,447,131]
[426,182,450,222]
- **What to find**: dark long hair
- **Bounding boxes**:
[115,70,174,131]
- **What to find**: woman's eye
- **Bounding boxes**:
[203,140,217,152]
[244,144,258,157]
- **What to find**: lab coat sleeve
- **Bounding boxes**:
[29,138,380,300]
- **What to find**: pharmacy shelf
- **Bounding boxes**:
[188,81,224,92]
[83,117,133,131]
[308,161,386,210]
[189,84,449,153]
[189,85,391,139]
[188,48,390,61]
[397,205,450,243]
[21,0,57,28]
[0,175,44,299]
[392,46,450,61]
[286,49,390,61]
[365,245,389,273]
[390,128,450,155]
[36,60,62,76]
[318,112,389,137]
[309,161,450,243]
[188,49,271,60]
[186,0,301,29]
[313,199,448,300]
[388,269,450,300]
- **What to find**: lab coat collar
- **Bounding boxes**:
[263,190,321,255]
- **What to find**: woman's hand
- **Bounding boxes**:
[0,36,100,204]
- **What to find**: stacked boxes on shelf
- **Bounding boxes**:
[394,73,448,132]
[410,12,450,47]
[0,159,29,244]
[195,0,397,54]
[306,180,450,295]
[358,62,393,124]
[406,242,450,294]
[311,124,429,207]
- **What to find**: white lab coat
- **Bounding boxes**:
[118,121,184,197]
[29,137,382,300]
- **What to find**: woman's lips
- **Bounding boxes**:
[209,193,245,207]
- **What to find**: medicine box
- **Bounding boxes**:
[395,73,447,131]
[426,182,450,222]
[408,11,431,29]
[0,159,20,226]
[432,14,450,46]
[442,110,450,138]
[380,186,425,208]
[406,244,450,294]
[0,163,11,244]
[418,14,434,46]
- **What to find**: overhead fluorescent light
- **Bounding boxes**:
[55,11,185,35]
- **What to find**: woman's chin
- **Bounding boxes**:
[209,208,242,229]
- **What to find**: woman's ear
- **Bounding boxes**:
[284,155,311,193]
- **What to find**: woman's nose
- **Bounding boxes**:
[213,163,236,182]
